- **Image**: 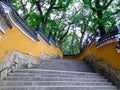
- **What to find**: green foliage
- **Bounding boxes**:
[26,13,41,29]
[82,0,119,34]
[61,33,80,54]
[11,0,120,54]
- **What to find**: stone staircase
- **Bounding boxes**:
[0,59,118,90]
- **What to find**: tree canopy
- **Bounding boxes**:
[11,0,120,54]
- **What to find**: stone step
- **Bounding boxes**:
[12,69,100,75]
[40,59,86,63]
[1,81,112,86]
[38,60,93,72]
[0,86,117,90]
[9,72,101,77]
[8,73,104,79]
[4,77,108,82]
[7,75,104,79]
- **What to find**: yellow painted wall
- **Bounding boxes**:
[64,41,120,69]
[56,47,63,58]
[0,18,63,62]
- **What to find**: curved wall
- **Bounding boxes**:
[64,33,120,70]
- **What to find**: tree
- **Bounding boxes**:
[11,0,73,33]
[82,0,120,36]
[35,0,73,34]
[61,30,80,54]
[68,1,94,52]
[11,0,120,54]
[11,0,73,42]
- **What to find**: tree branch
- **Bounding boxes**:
[104,0,113,9]
[82,0,96,12]
[113,9,120,15]
[52,6,64,9]
[45,0,56,17]
[36,0,43,16]
[23,7,37,20]
[20,0,26,15]
[58,24,68,35]
[59,24,71,43]
[41,0,57,31]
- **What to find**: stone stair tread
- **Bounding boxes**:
[5,76,106,80]
[1,84,113,87]
[4,77,108,82]
[8,74,103,79]
[12,69,100,75]
[8,72,104,77]
[38,60,93,72]
[2,80,112,84]
[40,60,87,64]
[1,81,112,86]
[0,81,112,85]
[6,75,104,79]
[41,59,85,62]
[0,86,117,90]
[9,72,102,76]
[0,59,118,90]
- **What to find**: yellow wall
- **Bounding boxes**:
[0,19,63,62]
[56,47,63,58]
[64,41,120,69]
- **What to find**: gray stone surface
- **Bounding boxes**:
[1,81,112,86]
[8,72,102,77]
[6,74,104,79]
[38,59,93,72]
[4,77,107,82]
[11,69,99,75]
[39,53,57,60]
[84,55,120,89]
[0,51,39,80]
[0,86,118,90]
[0,56,118,90]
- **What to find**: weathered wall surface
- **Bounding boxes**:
[63,33,120,88]
[0,22,63,62]
[0,1,63,63]
[64,41,120,69]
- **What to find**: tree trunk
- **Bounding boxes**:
[79,31,85,52]
[41,18,47,34]
[98,24,106,36]
[97,11,106,36]
[42,22,47,33]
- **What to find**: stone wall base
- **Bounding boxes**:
[84,55,120,89]
[0,51,39,79]
[39,52,58,60]
[0,51,60,80]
